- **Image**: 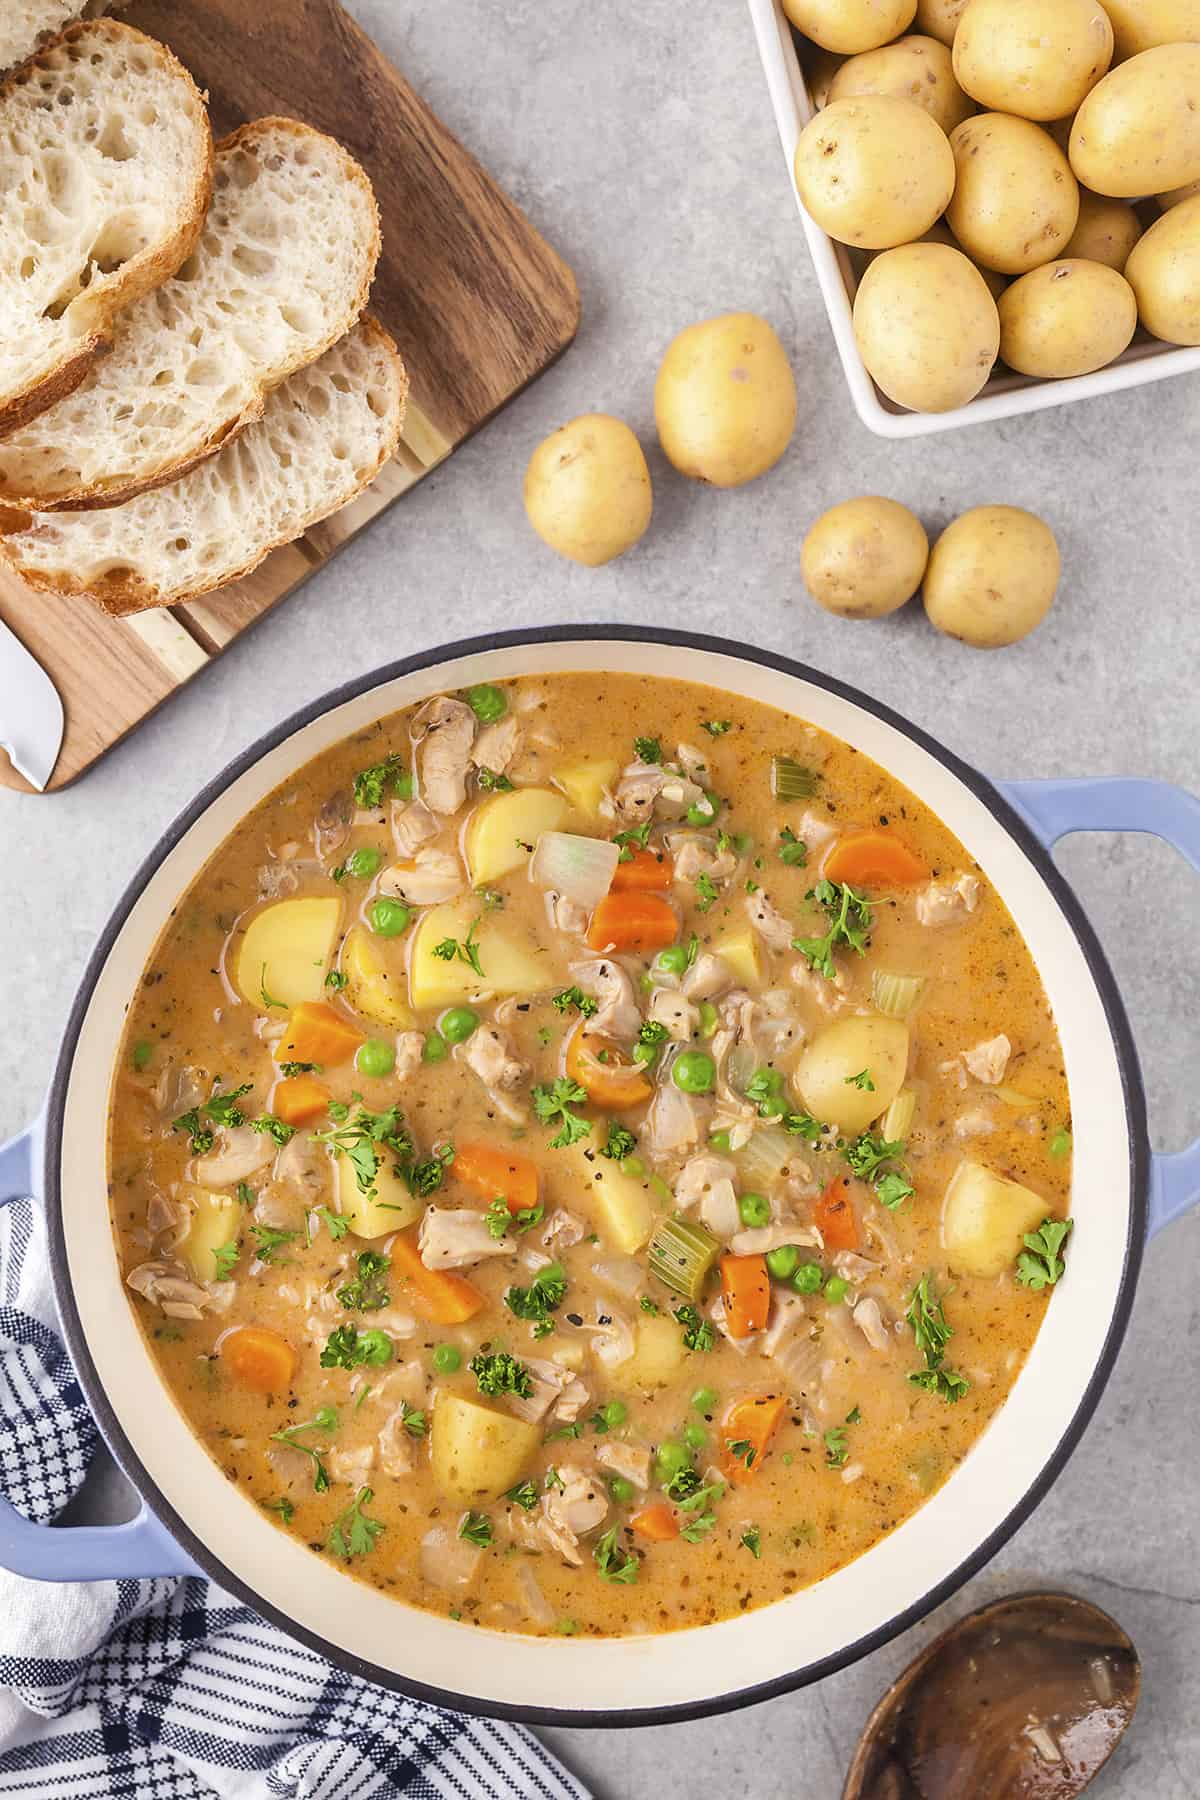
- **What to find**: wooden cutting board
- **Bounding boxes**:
[0,0,579,794]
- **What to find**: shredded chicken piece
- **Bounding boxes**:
[418,1207,513,1270]
[271,1131,331,1204]
[647,987,698,1042]
[377,1407,417,1477]
[568,957,641,1040]
[414,696,476,815]
[153,1063,204,1119]
[145,1188,179,1239]
[674,1153,738,1210]
[761,1291,807,1357]
[682,952,733,1002]
[329,1443,376,1485]
[670,835,738,884]
[545,890,589,935]
[580,1309,635,1370]
[472,715,521,775]
[595,1442,653,1488]
[852,1296,892,1352]
[462,1023,528,1095]
[192,1125,275,1188]
[612,759,667,824]
[543,1209,586,1253]
[675,742,712,783]
[916,873,981,926]
[543,1464,608,1549]
[798,810,837,852]
[421,1525,483,1591]
[789,959,848,1011]
[505,1357,582,1425]
[939,1056,968,1091]
[746,888,794,952]
[643,1081,706,1158]
[730,1222,821,1257]
[553,1374,591,1424]
[709,1292,757,1352]
[762,1295,823,1392]
[391,799,439,858]
[700,1178,740,1238]
[313,790,352,859]
[962,1033,1012,1085]
[954,1107,996,1138]
[394,1031,425,1084]
[833,1250,879,1284]
[126,1261,213,1320]
[379,847,465,906]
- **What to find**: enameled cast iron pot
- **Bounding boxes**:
[1,628,1197,1727]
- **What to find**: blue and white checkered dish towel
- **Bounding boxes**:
[0,1199,589,1799]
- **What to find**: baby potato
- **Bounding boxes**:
[802,496,929,619]
[794,1015,910,1134]
[1070,45,1200,198]
[1062,191,1143,269]
[952,0,1113,121]
[782,0,917,55]
[794,96,956,249]
[998,259,1137,376]
[1125,195,1200,343]
[923,505,1060,649]
[853,243,1000,412]
[828,35,974,135]
[654,312,797,488]
[523,414,651,567]
[1102,0,1200,60]
[947,115,1079,275]
[913,0,968,45]
[1158,177,1200,211]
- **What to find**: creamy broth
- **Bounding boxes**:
[109,672,1072,1637]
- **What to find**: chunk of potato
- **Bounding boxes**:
[234,897,342,1009]
[570,1142,655,1253]
[794,1014,909,1133]
[341,926,414,1028]
[179,1185,240,1284]
[408,899,558,1010]
[430,1392,541,1504]
[336,1148,422,1238]
[464,786,569,885]
[552,758,620,819]
[942,1160,1050,1278]
[712,930,763,990]
[620,1313,685,1389]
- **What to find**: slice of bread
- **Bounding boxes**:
[0,318,408,614]
[0,118,382,511]
[0,20,212,437]
[0,3,126,78]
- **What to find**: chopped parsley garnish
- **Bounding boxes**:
[477,768,514,792]
[236,1182,255,1207]
[431,916,485,978]
[702,719,731,738]
[470,1351,534,1399]
[313,1205,349,1241]
[505,1263,566,1333]
[664,1465,702,1502]
[694,871,719,914]
[1016,1217,1074,1290]
[545,1420,584,1442]
[846,1069,875,1091]
[845,1130,915,1210]
[594,1525,639,1584]
[312,1104,413,1199]
[793,878,873,980]
[553,985,598,1019]
[324,970,349,992]
[459,1511,493,1549]
[600,1121,638,1161]
[279,1061,320,1078]
[531,1076,591,1148]
[725,1437,755,1470]
[740,1526,762,1558]
[778,826,808,867]
[680,1511,717,1543]
[404,1144,454,1197]
[824,1426,849,1469]
[250,1223,297,1265]
[270,1405,338,1492]
[674,1303,715,1353]
[905,1273,968,1405]
[353,753,410,809]
[783,1109,827,1143]
[639,1295,660,1314]
[337,1249,390,1310]
[634,736,662,764]
[260,968,287,1010]
[633,1019,670,1068]
[506,1480,540,1511]
[319,1323,392,1371]
[262,1497,294,1525]
[251,1114,295,1146]
[327,1485,384,1559]
[613,821,652,863]
[395,1401,426,1438]
[211,1241,239,1281]
[173,1081,254,1152]
[910,1366,971,1403]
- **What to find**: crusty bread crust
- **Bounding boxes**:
[0,20,213,440]
[10,118,381,512]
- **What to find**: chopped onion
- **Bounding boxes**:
[529,831,619,907]
[993,1084,1038,1109]
[591,1255,644,1297]
[738,1124,808,1186]
[880,1088,916,1143]
[515,1558,556,1627]
[872,971,926,1019]
[727,1042,757,1094]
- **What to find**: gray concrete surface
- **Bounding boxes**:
[3,2,1199,1794]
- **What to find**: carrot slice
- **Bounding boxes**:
[610,847,674,893]
[814,1175,860,1253]
[453,1142,539,1215]
[274,1001,363,1067]
[272,1074,332,1126]
[630,1502,679,1542]
[823,830,929,889]
[587,892,677,954]
[720,1253,771,1338]
[390,1228,486,1324]
[565,1025,653,1111]
[719,1392,787,1484]
[218,1325,297,1394]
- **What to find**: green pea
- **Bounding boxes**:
[766,1245,800,1281]
[738,1190,770,1228]
[686,791,720,828]
[601,1400,627,1429]
[608,1475,635,1504]
[440,1006,479,1045]
[690,1385,718,1413]
[793,1261,824,1295]
[683,1422,707,1450]
[709,1130,732,1153]
[346,846,382,879]
[656,944,689,975]
[673,1050,716,1094]
[422,1031,448,1064]
[654,1440,690,1484]
[369,898,410,937]
[356,1038,395,1079]
[1048,1129,1073,1158]
[697,1000,718,1038]
[433,1343,461,1374]
[131,1040,153,1071]
[824,1274,850,1304]
[467,683,507,723]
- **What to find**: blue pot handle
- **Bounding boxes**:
[1000,778,1200,1241]
[0,1119,201,1581]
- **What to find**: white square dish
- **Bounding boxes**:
[747,0,1200,438]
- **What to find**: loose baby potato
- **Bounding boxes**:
[1125,195,1200,343]
[431,1393,541,1505]
[1070,45,1200,198]
[795,97,956,249]
[523,414,652,567]
[654,312,797,488]
[947,115,1079,275]
[998,259,1137,376]
[336,1147,422,1238]
[464,785,569,884]
[802,496,929,619]
[783,0,917,54]
[234,896,342,1009]
[828,36,974,135]
[853,243,1000,412]
[952,0,1112,121]
[913,0,968,46]
[341,925,413,1028]
[1159,177,1200,210]
[408,898,558,1010]
[794,1014,909,1134]
[942,1159,1050,1277]
[1062,191,1143,269]
[180,1186,240,1284]
[923,506,1059,649]
[1103,0,1200,60]
[622,1314,686,1389]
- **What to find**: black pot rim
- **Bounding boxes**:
[43,623,1149,1729]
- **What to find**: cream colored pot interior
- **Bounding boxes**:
[58,640,1131,1714]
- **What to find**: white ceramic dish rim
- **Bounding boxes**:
[747,0,1200,440]
[44,627,1147,1726]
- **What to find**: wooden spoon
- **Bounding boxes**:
[843,1592,1140,1799]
